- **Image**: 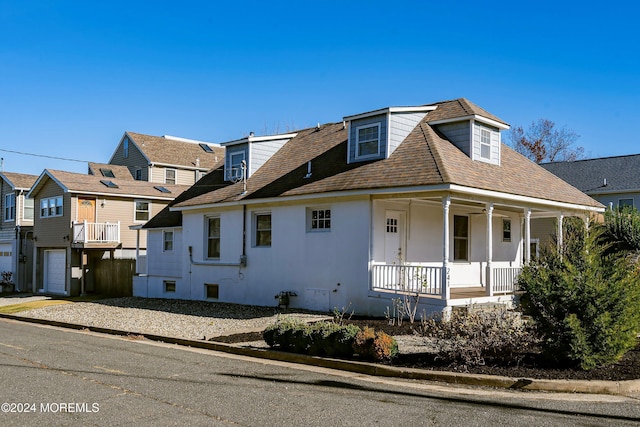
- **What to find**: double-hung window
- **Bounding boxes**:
[165,169,177,185]
[502,219,511,242]
[4,193,15,221]
[135,200,150,222]
[23,197,34,220]
[480,129,491,159]
[254,213,271,247]
[206,216,221,258]
[453,215,469,261]
[355,124,380,158]
[163,230,174,252]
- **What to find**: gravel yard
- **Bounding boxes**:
[12,297,330,341]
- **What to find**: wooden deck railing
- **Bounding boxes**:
[491,267,521,294]
[72,221,120,243]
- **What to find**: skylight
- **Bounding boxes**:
[154,186,171,193]
[100,168,115,178]
[100,180,119,188]
[199,143,214,153]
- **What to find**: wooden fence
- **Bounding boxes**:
[94,258,135,297]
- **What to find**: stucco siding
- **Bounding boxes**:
[147,228,182,277]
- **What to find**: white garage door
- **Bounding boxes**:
[0,244,12,274]
[45,250,66,294]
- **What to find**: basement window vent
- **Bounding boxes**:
[154,186,171,193]
[200,143,214,152]
[205,283,219,299]
[100,180,119,188]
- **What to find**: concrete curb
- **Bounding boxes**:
[3,313,640,397]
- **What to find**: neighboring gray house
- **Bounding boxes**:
[541,154,640,210]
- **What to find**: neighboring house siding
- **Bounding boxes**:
[110,136,149,180]
[436,121,471,156]
[589,193,638,210]
[250,139,290,176]
[348,114,387,163]
[149,166,197,185]
[94,197,166,249]
[472,122,500,165]
[33,180,71,247]
[388,112,427,156]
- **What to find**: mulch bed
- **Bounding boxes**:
[211,317,640,382]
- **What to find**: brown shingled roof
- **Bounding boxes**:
[426,98,509,126]
[126,132,224,170]
[0,172,38,190]
[174,101,600,210]
[88,162,134,180]
[32,169,190,200]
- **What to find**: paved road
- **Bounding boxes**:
[0,319,639,426]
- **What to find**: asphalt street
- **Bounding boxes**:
[0,319,639,426]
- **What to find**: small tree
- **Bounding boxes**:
[517,220,640,370]
[597,207,640,257]
[508,119,584,163]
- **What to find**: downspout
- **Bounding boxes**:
[241,204,247,266]
[15,225,20,291]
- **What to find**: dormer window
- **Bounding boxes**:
[356,124,381,159]
[480,129,491,159]
[228,152,245,181]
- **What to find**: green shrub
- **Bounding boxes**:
[598,207,640,256]
[419,306,539,367]
[263,318,361,358]
[352,327,399,362]
[517,221,640,370]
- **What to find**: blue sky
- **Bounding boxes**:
[1,1,638,176]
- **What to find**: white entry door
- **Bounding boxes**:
[384,211,406,264]
[44,250,66,294]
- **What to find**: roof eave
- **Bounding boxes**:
[428,115,510,130]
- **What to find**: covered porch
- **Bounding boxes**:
[368,192,586,308]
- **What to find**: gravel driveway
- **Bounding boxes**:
[10,297,330,341]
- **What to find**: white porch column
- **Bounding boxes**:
[135,228,141,274]
[524,208,531,264]
[485,203,494,296]
[442,196,451,300]
[556,214,564,253]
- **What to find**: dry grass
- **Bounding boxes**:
[0,299,73,314]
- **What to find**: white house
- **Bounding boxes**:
[133,99,604,316]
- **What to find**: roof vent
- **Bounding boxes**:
[249,131,255,137]
[304,161,312,179]
[603,178,607,187]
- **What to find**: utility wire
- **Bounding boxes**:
[0,147,91,163]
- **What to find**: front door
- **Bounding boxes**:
[384,210,406,264]
[77,198,96,223]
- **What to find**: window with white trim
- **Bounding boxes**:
[206,216,221,259]
[480,129,491,159]
[163,230,174,252]
[165,169,176,185]
[502,219,511,242]
[134,200,150,222]
[23,197,34,220]
[4,193,15,221]
[356,124,380,158]
[453,215,469,261]
[40,196,63,218]
[308,208,331,231]
[228,152,245,181]
[254,212,271,247]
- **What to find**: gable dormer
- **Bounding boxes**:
[426,99,510,166]
[221,131,297,182]
[344,106,437,164]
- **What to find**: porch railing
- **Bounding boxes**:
[72,221,120,244]
[371,263,442,296]
[491,267,521,294]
